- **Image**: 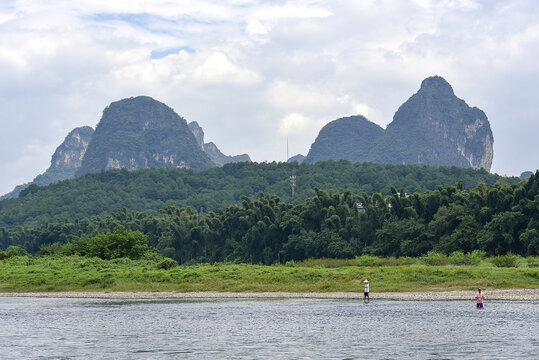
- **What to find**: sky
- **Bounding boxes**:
[1,0,538,195]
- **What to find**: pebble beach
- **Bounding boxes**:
[1,288,538,301]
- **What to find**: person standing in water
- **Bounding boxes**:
[364,280,370,303]
[475,288,485,308]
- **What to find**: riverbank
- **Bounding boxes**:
[1,288,538,301]
[2,256,538,294]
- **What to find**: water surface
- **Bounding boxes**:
[0,297,537,359]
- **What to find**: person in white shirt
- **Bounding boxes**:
[364,280,370,303]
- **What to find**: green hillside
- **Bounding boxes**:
[0,170,536,263]
[0,161,516,228]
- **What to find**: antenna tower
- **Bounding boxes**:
[286,136,289,162]
[290,175,296,198]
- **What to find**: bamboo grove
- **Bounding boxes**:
[1,171,537,264]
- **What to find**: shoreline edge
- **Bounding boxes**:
[1,289,538,301]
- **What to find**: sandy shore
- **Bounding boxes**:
[0,289,538,301]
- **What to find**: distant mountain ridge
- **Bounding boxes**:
[303,115,384,164]
[287,154,305,163]
[188,121,250,166]
[2,76,497,199]
[305,76,494,171]
[367,76,493,169]
[1,97,247,199]
[77,96,214,176]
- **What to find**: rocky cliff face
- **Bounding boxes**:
[188,121,205,150]
[303,115,384,164]
[34,126,94,186]
[77,96,214,176]
[188,121,251,166]
[305,76,494,171]
[366,76,493,170]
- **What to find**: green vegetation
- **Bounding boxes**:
[491,253,519,268]
[0,160,515,227]
[2,224,536,293]
[1,171,537,264]
[77,96,213,176]
[0,245,29,259]
[40,228,158,260]
[0,255,537,293]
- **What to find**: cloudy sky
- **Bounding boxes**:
[1,0,538,195]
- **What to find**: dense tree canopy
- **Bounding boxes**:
[1,171,536,263]
[0,161,515,227]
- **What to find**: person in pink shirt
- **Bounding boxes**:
[475,288,485,308]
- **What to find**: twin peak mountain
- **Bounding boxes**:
[302,76,493,170]
[43,97,249,182]
[4,76,493,198]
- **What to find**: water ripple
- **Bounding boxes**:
[0,298,537,359]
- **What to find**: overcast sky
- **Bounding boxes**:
[1,0,538,195]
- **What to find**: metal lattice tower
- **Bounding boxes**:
[290,175,296,198]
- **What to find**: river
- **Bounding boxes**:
[0,297,537,359]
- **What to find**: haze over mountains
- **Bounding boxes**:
[2,76,497,199]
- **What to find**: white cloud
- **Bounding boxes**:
[150,49,192,78]
[255,5,332,22]
[246,19,267,35]
[0,11,18,25]
[279,113,311,135]
[0,0,538,194]
[352,103,369,118]
[336,95,369,118]
[267,81,334,111]
[192,52,260,85]
[412,0,433,8]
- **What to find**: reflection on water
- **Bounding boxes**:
[0,297,537,359]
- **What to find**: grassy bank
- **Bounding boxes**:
[1,256,538,293]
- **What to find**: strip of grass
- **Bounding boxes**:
[1,256,538,293]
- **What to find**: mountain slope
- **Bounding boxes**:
[303,116,384,164]
[77,96,214,176]
[288,154,305,163]
[366,76,493,170]
[34,126,94,185]
[0,161,516,227]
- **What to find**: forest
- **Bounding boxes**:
[0,160,516,227]
[1,170,536,264]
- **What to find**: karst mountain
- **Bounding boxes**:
[2,76,496,199]
[303,76,493,171]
